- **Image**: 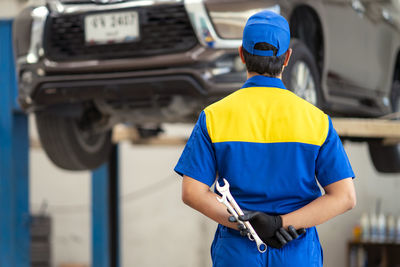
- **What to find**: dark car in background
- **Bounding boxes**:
[13,0,400,172]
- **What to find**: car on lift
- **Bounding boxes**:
[13,0,400,172]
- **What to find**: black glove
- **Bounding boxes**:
[236,211,282,240]
[229,211,306,249]
[264,226,306,249]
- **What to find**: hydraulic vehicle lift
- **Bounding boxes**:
[112,118,400,145]
[2,17,400,267]
[0,19,120,267]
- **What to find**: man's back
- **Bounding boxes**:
[203,76,329,215]
[176,10,355,267]
[205,81,328,146]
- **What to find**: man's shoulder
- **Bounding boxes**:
[286,90,326,116]
[203,85,328,122]
[203,89,244,115]
[204,85,284,112]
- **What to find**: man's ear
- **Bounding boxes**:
[283,48,292,67]
[238,46,246,64]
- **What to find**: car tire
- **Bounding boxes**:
[367,80,400,173]
[282,39,322,108]
[368,141,400,173]
[35,111,112,171]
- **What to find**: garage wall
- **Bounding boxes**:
[318,142,400,267]
[5,0,400,264]
[30,128,92,265]
[0,0,27,18]
[29,119,400,267]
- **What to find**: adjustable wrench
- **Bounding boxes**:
[216,178,267,253]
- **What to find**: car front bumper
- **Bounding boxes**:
[14,0,278,111]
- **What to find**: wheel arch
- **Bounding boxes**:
[289,5,325,77]
[392,49,400,82]
[390,49,400,111]
[367,48,400,174]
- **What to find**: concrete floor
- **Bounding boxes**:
[29,120,400,267]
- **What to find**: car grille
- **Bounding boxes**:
[44,4,198,61]
[60,0,130,3]
[60,0,127,4]
[60,0,93,4]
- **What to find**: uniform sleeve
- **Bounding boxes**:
[315,116,355,187]
[174,111,217,187]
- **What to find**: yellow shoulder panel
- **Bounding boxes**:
[204,87,329,146]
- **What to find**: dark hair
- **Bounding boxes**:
[242,43,287,77]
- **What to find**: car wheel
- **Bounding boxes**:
[35,111,112,171]
[368,80,400,173]
[282,39,322,107]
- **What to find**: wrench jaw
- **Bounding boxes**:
[215,178,230,194]
[216,195,225,204]
[217,194,240,222]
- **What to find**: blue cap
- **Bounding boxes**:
[242,10,290,57]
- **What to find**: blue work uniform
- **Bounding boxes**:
[174,75,355,267]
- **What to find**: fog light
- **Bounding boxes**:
[37,68,45,76]
[207,54,247,84]
[25,96,33,105]
[21,71,33,84]
[234,56,245,72]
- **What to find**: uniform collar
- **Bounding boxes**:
[241,75,286,90]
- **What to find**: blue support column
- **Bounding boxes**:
[0,20,30,267]
[92,145,120,267]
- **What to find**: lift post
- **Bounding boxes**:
[0,19,120,267]
[0,19,30,267]
[92,145,120,267]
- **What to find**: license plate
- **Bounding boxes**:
[84,11,139,45]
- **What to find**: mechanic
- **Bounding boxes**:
[174,10,356,267]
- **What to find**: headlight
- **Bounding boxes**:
[13,7,34,58]
[205,2,281,39]
[204,54,247,84]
